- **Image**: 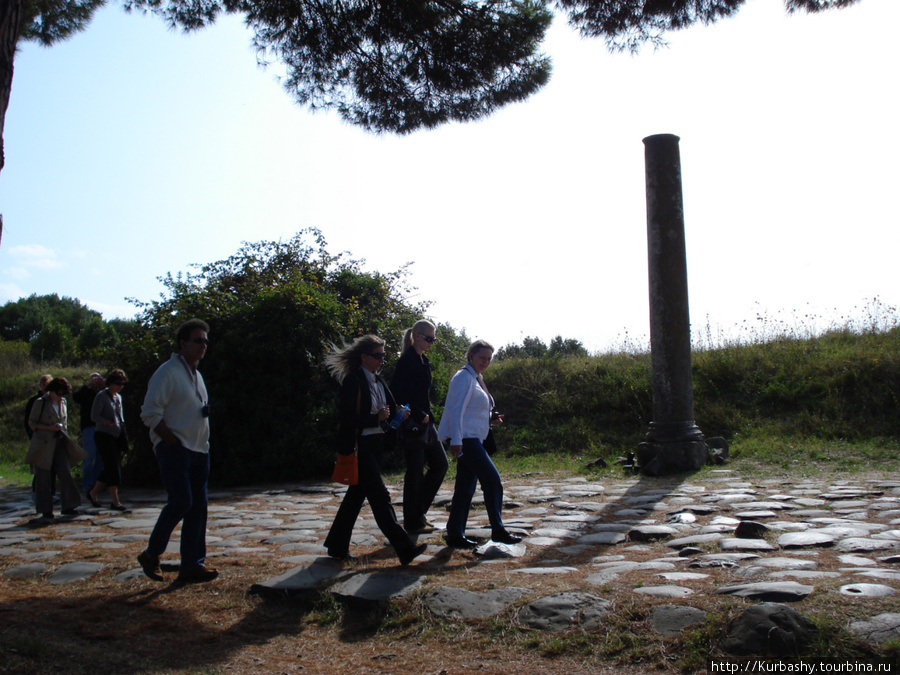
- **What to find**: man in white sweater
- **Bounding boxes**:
[137,318,217,584]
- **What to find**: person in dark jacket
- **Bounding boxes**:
[390,320,448,534]
[73,372,105,494]
[322,334,426,566]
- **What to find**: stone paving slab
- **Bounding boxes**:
[4,470,900,654]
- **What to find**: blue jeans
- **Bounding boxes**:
[447,438,505,539]
[81,427,103,490]
[146,441,209,570]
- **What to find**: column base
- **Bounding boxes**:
[637,440,708,476]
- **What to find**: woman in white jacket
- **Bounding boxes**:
[438,340,521,549]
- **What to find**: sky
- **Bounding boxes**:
[0,0,898,353]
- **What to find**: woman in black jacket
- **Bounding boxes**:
[322,334,427,566]
[391,320,448,534]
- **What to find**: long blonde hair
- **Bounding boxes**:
[324,335,385,384]
[401,319,436,351]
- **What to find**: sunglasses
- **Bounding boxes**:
[366,352,387,360]
[417,334,437,344]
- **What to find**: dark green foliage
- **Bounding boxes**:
[21,0,107,45]
[0,293,133,363]
[122,228,455,486]
[496,335,587,361]
[555,0,864,53]
[692,328,900,439]
[122,0,553,133]
[488,352,652,456]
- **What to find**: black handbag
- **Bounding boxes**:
[400,415,429,448]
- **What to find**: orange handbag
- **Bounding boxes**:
[332,451,358,485]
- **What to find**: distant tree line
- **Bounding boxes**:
[496,335,588,361]
[0,293,139,363]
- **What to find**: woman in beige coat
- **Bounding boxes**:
[26,377,85,519]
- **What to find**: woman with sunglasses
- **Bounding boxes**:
[87,369,130,511]
[323,334,427,566]
[391,320,448,535]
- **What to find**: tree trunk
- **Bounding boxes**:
[0,0,24,247]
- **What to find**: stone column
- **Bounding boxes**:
[637,133,707,475]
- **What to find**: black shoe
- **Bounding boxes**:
[492,529,522,545]
[398,543,427,566]
[137,551,164,581]
[61,508,79,516]
[86,491,101,508]
[327,549,358,562]
[176,566,219,584]
[110,503,128,511]
[40,512,54,520]
[445,535,479,549]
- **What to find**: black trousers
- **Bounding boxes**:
[95,432,124,487]
[402,427,448,529]
[325,433,414,558]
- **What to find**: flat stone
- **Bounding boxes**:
[777,532,835,549]
[834,538,900,553]
[848,614,900,644]
[517,592,611,631]
[715,581,814,602]
[577,532,627,546]
[3,562,47,579]
[634,585,694,598]
[475,542,527,558]
[628,525,679,542]
[250,559,351,597]
[657,572,709,581]
[752,557,818,570]
[840,584,898,597]
[733,511,778,520]
[722,603,817,656]
[48,562,104,584]
[330,570,424,605]
[665,533,723,549]
[423,586,531,619]
[651,605,707,636]
[769,571,841,580]
[511,566,579,575]
[719,538,777,552]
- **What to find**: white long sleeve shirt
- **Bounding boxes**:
[141,354,210,453]
[437,364,493,445]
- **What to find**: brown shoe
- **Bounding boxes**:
[137,551,163,581]
[176,566,219,584]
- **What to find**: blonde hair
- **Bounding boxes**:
[324,335,385,384]
[466,339,494,362]
[401,319,436,350]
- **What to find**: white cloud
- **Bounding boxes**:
[0,282,24,303]
[7,267,30,281]
[8,244,68,270]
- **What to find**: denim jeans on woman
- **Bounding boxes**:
[146,441,209,570]
[446,437,505,539]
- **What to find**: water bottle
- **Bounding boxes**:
[389,404,410,430]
